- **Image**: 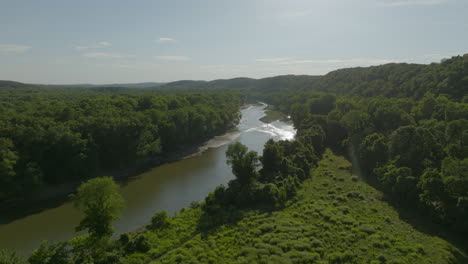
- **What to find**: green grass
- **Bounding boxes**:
[122,150,467,264]
[259,110,288,123]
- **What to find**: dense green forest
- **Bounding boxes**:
[0,88,241,202]
[0,54,467,263]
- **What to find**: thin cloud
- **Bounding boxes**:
[84,52,132,59]
[76,46,90,51]
[278,58,397,65]
[98,41,111,47]
[257,57,398,66]
[380,0,448,7]
[158,37,176,42]
[255,58,292,63]
[154,55,190,61]
[75,41,112,50]
[0,44,31,54]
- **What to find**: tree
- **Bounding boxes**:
[340,110,370,135]
[297,125,326,155]
[417,168,445,205]
[388,126,441,174]
[0,249,26,264]
[226,142,260,185]
[260,139,283,182]
[359,133,388,174]
[72,177,124,239]
[0,138,18,199]
[28,241,71,264]
[149,210,172,230]
[290,103,309,129]
[372,104,414,132]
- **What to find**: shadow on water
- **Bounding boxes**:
[0,138,213,225]
[0,196,71,225]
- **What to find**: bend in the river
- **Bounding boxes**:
[0,103,296,254]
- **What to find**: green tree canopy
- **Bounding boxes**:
[72,177,125,239]
[226,142,260,186]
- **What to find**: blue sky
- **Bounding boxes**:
[0,0,467,84]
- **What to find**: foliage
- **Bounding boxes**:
[114,152,465,264]
[0,250,26,264]
[0,90,241,202]
[72,177,124,239]
[149,211,172,230]
[225,142,260,186]
[28,241,71,264]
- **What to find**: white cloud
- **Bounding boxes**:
[158,37,175,42]
[98,41,111,47]
[84,52,133,59]
[75,41,112,50]
[0,44,31,54]
[154,55,190,61]
[380,0,448,7]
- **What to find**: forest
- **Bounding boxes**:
[0,54,467,263]
[0,88,241,203]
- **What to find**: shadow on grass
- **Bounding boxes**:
[392,202,468,264]
[195,203,278,238]
[357,168,468,263]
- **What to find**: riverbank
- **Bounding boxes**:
[0,103,299,255]
[82,150,468,264]
[259,104,290,123]
[0,126,239,225]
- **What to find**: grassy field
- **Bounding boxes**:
[259,110,289,123]
[121,150,467,264]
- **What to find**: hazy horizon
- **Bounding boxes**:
[0,57,449,86]
[1,0,467,84]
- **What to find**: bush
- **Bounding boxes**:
[328,251,356,264]
[149,210,172,230]
[28,241,71,264]
[0,250,27,264]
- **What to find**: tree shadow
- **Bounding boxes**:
[336,149,468,263]
[195,204,277,238]
[393,202,468,264]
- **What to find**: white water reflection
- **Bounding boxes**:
[245,122,295,141]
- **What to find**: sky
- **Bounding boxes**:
[0,0,467,84]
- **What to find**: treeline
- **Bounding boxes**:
[0,91,241,202]
[155,54,468,101]
[1,134,326,264]
[200,126,325,227]
[318,54,468,99]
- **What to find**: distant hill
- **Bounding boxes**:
[157,54,467,99]
[2,53,467,99]
[44,82,166,88]
[0,80,38,89]
[156,75,320,94]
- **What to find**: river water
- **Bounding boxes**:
[0,103,295,254]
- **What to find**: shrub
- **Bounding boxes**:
[149,210,172,230]
[0,250,27,264]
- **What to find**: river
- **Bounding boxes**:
[0,103,296,254]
